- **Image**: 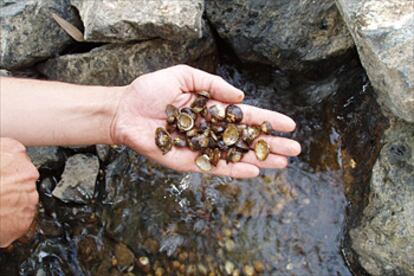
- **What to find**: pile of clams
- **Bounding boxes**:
[155,91,273,172]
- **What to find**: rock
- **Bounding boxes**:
[0,69,11,76]
[38,26,216,86]
[114,243,135,267]
[336,0,414,122]
[52,154,99,204]
[0,0,79,69]
[27,146,65,170]
[350,119,414,275]
[71,0,204,43]
[206,0,354,71]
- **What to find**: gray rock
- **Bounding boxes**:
[0,69,11,76]
[336,0,414,122]
[350,119,414,275]
[71,0,204,43]
[38,26,216,86]
[27,146,65,170]
[0,0,80,69]
[206,0,354,71]
[52,154,99,204]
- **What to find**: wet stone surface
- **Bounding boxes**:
[0,57,386,275]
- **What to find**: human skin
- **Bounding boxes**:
[0,138,39,248]
[1,65,301,178]
[0,65,301,246]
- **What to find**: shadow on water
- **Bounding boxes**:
[0,54,387,275]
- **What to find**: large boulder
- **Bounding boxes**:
[52,154,100,204]
[71,0,204,43]
[0,0,79,69]
[206,0,354,71]
[336,0,414,122]
[350,119,414,275]
[37,26,216,86]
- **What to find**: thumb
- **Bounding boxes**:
[173,65,245,103]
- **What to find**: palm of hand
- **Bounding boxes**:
[113,65,301,178]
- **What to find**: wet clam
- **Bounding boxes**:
[166,104,179,124]
[255,139,270,161]
[242,126,261,143]
[181,107,196,120]
[195,154,212,172]
[177,113,194,132]
[155,127,172,154]
[223,124,240,146]
[191,95,209,113]
[227,147,243,163]
[174,136,187,147]
[208,105,226,121]
[225,104,243,123]
[260,121,273,135]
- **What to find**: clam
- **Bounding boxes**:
[208,105,226,121]
[235,140,250,153]
[181,107,196,120]
[174,136,187,147]
[255,139,270,161]
[227,147,243,163]
[225,104,243,123]
[155,127,172,154]
[186,128,198,137]
[198,118,209,131]
[210,148,221,166]
[242,126,261,144]
[223,124,240,146]
[197,90,210,98]
[177,113,194,132]
[260,121,273,135]
[191,95,209,113]
[166,104,179,121]
[195,154,212,172]
[211,122,226,134]
[189,134,209,151]
[217,140,229,151]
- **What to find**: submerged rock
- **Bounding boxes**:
[71,0,204,43]
[27,146,65,170]
[336,0,414,122]
[38,26,216,85]
[350,119,414,275]
[206,0,354,71]
[0,0,79,69]
[52,154,99,204]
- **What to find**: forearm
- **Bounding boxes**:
[0,77,125,146]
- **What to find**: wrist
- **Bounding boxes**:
[101,85,128,145]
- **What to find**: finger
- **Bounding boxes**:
[206,100,296,132]
[241,151,288,168]
[240,104,296,132]
[210,160,260,179]
[157,148,259,179]
[252,136,301,157]
[0,137,26,153]
[175,65,245,103]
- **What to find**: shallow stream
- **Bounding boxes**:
[0,54,387,275]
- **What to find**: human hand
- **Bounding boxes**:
[111,65,301,178]
[0,137,39,248]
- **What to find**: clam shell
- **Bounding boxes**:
[223,124,240,146]
[195,154,212,172]
[255,139,270,161]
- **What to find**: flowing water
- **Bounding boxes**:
[0,54,387,275]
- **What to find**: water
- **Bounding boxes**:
[0,56,387,275]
